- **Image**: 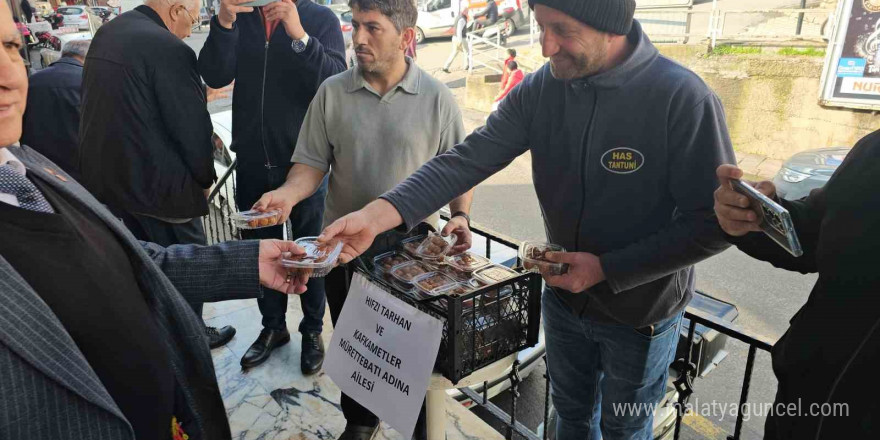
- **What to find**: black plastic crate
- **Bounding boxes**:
[355,259,542,383]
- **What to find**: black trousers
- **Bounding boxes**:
[113,210,207,319]
[236,164,328,335]
[326,265,428,438]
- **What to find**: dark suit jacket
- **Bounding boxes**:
[21,57,84,182]
[0,145,262,439]
[79,6,216,219]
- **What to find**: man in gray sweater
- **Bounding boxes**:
[319,0,734,438]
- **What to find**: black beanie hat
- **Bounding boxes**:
[528,0,636,35]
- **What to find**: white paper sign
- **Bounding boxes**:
[325,273,443,439]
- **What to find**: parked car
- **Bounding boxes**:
[772,146,849,201]
[471,0,527,38]
[415,0,527,43]
[328,5,352,50]
[209,111,237,217]
[328,5,353,66]
[90,6,115,21]
[56,6,96,30]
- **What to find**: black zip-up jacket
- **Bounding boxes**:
[198,0,346,170]
[729,130,880,440]
[383,21,735,327]
[22,57,83,182]
[79,6,215,219]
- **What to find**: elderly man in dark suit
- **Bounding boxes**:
[79,0,237,348]
[21,39,89,182]
[0,2,312,438]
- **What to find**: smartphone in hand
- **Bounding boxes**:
[240,0,278,7]
[731,179,804,257]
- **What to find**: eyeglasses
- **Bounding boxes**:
[181,6,198,26]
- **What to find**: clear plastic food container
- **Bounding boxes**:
[438,264,471,282]
[414,232,458,261]
[413,272,459,296]
[473,264,519,285]
[446,252,491,272]
[431,282,475,297]
[230,209,283,229]
[519,241,569,276]
[401,235,427,257]
[389,260,435,285]
[280,237,343,278]
[428,282,476,308]
[373,251,412,275]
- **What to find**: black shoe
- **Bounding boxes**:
[441,68,450,74]
[206,325,236,349]
[338,424,379,440]
[301,331,325,375]
[240,328,290,369]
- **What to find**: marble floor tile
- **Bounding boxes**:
[209,290,499,440]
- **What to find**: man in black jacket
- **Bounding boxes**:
[714,130,880,440]
[21,39,89,182]
[199,0,346,373]
[79,0,236,349]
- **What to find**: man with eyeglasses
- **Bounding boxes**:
[79,0,239,349]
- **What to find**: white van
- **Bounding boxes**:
[415,0,528,44]
[415,0,461,43]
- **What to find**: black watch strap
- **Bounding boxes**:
[451,211,471,226]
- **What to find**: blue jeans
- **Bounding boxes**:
[543,288,683,440]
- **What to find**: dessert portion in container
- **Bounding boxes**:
[414,232,458,260]
[280,237,343,278]
[446,252,491,272]
[473,264,519,285]
[390,260,435,285]
[413,272,459,296]
[519,241,569,276]
[230,209,283,229]
[401,235,428,257]
[373,251,412,275]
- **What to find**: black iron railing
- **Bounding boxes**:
[203,161,777,440]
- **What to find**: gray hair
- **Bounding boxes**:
[61,39,91,59]
[348,0,417,33]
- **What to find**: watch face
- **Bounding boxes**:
[292,39,306,52]
[866,0,880,13]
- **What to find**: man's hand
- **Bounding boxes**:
[542,252,605,293]
[319,199,404,263]
[253,188,297,223]
[318,211,380,264]
[263,0,305,40]
[207,82,234,103]
[714,165,776,237]
[259,240,309,295]
[218,0,253,29]
[442,216,472,255]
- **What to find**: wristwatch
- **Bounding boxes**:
[291,33,310,53]
[451,211,471,227]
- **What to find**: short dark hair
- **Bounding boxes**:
[348,0,418,33]
[507,48,517,58]
[507,60,518,70]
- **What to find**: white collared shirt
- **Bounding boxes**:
[0,146,27,207]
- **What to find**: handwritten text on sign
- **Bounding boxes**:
[325,273,443,439]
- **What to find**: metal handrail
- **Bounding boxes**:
[437,213,777,440]
[467,31,506,75]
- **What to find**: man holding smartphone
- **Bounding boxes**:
[714,129,880,440]
[199,0,346,373]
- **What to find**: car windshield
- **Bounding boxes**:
[59,7,83,14]
[341,11,352,21]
